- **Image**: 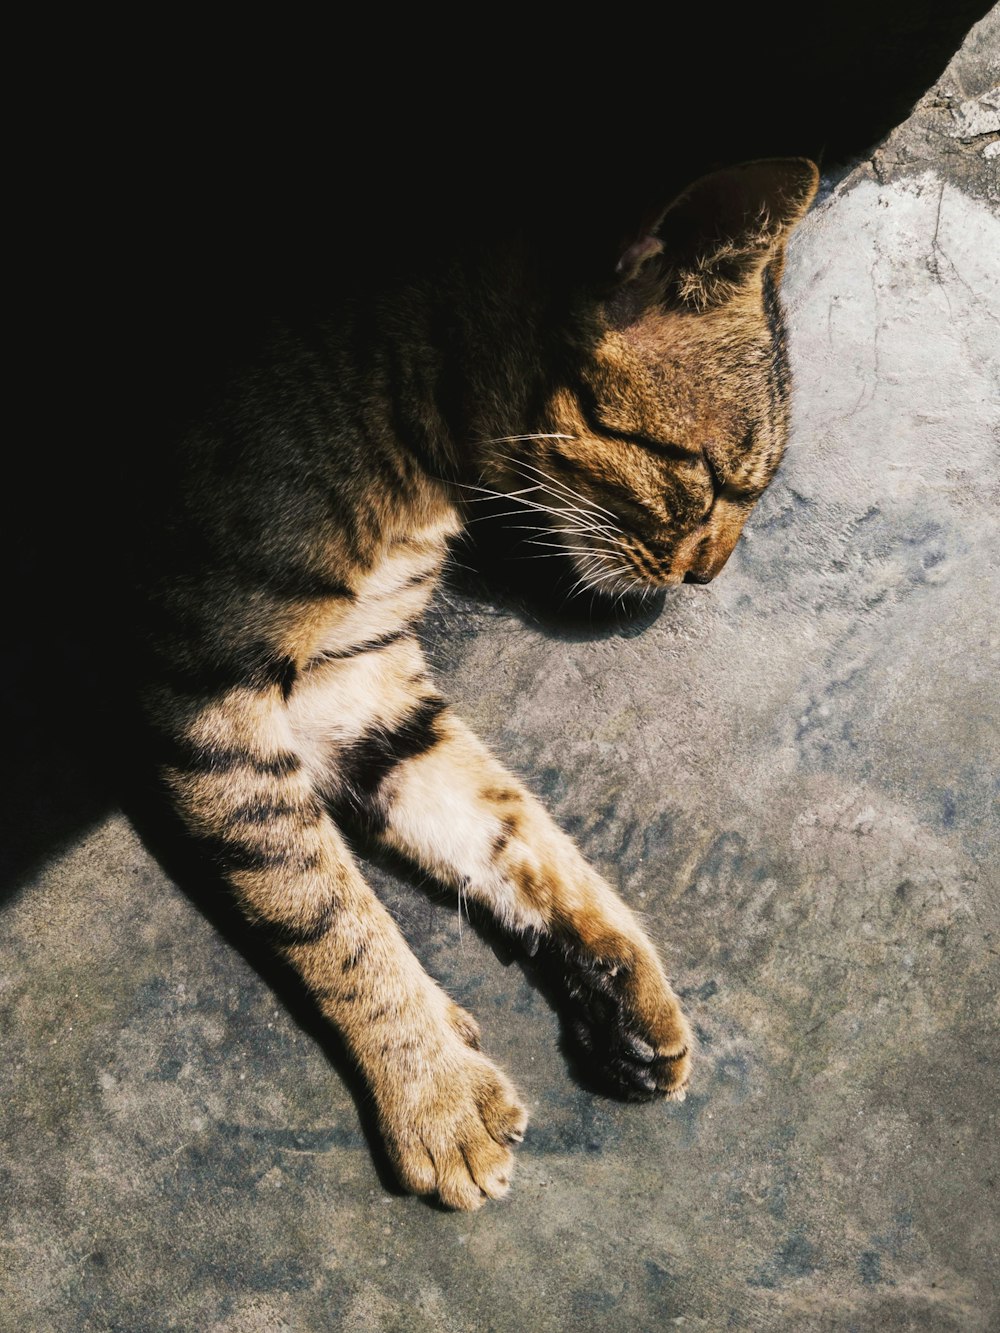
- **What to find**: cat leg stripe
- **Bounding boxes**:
[198,834,323,875]
[142,647,299,701]
[332,696,447,827]
[157,735,302,777]
[341,940,369,972]
[222,798,322,828]
[308,627,412,667]
[263,901,341,947]
[367,708,692,1100]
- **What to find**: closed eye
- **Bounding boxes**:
[704,448,766,505]
[572,375,701,463]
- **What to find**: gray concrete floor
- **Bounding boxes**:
[3,16,998,1331]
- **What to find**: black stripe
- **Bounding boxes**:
[224,798,321,828]
[155,733,301,777]
[265,900,339,948]
[771,336,791,401]
[492,833,511,857]
[275,657,298,701]
[144,642,298,701]
[342,940,369,972]
[332,696,447,831]
[705,443,763,504]
[356,389,413,501]
[199,835,322,874]
[622,538,665,583]
[308,628,410,667]
[761,268,782,416]
[762,264,783,344]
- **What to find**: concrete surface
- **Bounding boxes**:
[3,15,998,1331]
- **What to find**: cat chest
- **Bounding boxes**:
[304,521,456,666]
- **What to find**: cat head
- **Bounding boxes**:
[480,158,819,595]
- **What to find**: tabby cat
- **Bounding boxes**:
[132,158,818,1210]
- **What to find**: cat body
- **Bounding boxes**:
[130,159,818,1209]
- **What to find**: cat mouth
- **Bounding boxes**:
[557,527,694,594]
[559,527,736,593]
[468,460,719,593]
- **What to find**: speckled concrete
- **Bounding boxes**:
[3,17,998,1332]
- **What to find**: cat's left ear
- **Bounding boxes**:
[616,158,819,308]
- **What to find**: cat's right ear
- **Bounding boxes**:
[656,158,820,309]
[613,158,819,309]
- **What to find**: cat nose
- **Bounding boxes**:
[683,570,714,584]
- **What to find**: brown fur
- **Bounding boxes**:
[130,158,818,1208]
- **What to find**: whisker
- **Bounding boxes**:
[494,483,618,531]
[474,493,608,527]
[496,455,621,524]
[475,432,576,445]
[500,517,625,543]
[578,564,633,594]
[467,518,626,548]
[522,547,620,564]
[451,483,547,503]
[495,461,614,524]
[442,556,476,574]
[454,461,626,548]
[465,509,570,526]
[522,539,621,558]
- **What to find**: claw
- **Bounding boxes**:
[621,1033,656,1063]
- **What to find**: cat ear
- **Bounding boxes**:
[656,158,820,309]
[615,234,665,282]
[614,158,819,309]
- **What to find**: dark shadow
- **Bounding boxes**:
[446,501,669,643]
[70,2,990,308]
[7,0,991,943]
[1,566,118,907]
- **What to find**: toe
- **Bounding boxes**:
[389,1133,437,1195]
[464,1134,514,1200]
[476,1076,528,1147]
[434,1146,487,1211]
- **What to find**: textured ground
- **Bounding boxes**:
[3,15,998,1332]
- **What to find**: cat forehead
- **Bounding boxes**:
[592,311,772,402]
[600,287,772,358]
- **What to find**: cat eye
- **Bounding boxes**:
[704,451,725,496]
[703,449,762,505]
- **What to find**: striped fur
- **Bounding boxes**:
[132,159,818,1209]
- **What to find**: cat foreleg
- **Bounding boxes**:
[329,687,693,1101]
[151,683,526,1209]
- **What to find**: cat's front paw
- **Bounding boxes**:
[376,1019,528,1211]
[560,943,693,1102]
